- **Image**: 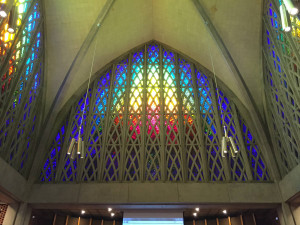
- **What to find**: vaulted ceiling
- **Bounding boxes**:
[44,0,263,118]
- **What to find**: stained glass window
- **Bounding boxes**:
[263,0,300,176]
[40,42,270,182]
[0,0,43,177]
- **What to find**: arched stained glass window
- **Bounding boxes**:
[40,42,270,183]
[0,0,44,176]
[263,0,300,176]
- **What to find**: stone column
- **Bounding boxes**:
[8,203,32,225]
[277,203,297,225]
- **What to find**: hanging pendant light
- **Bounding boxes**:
[67,138,76,155]
[283,0,299,16]
[0,0,14,19]
[0,3,8,18]
[77,133,82,155]
[221,136,227,157]
[71,144,76,159]
[80,140,85,159]
[280,4,292,32]
[8,6,17,33]
[229,136,238,153]
[220,125,238,158]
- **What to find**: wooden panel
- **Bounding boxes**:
[91,219,102,225]
[206,219,217,225]
[219,218,229,225]
[80,218,90,225]
[55,215,66,225]
[190,220,206,225]
[198,220,206,225]
[243,214,255,225]
[230,217,242,225]
[68,217,79,225]
[103,220,113,225]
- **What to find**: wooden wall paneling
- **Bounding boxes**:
[53,214,57,225]
[54,215,66,225]
[187,219,205,225]
[196,220,205,225]
[103,220,113,225]
[65,215,70,225]
[206,219,217,225]
[68,216,79,225]
[242,213,255,225]
[199,220,206,225]
[230,216,242,225]
[219,218,230,225]
[80,217,90,225]
[252,214,256,225]
[240,215,244,225]
[91,219,102,225]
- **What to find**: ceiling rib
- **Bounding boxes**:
[27,0,116,183]
[191,0,260,124]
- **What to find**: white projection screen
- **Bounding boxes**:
[123,211,184,225]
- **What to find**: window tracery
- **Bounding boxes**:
[40,42,270,182]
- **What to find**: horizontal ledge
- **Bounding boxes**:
[31,203,280,210]
[29,182,281,205]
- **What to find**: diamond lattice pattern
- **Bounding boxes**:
[40,42,270,182]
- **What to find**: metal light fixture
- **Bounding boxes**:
[283,0,299,15]
[8,6,17,33]
[280,4,292,32]
[67,30,99,160]
[0,3,8,18]
[209,51,239,158]
[221,126,238,158]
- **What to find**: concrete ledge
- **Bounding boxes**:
[279,164,300,202]
[29,182,281,204]
[0,157,28,202]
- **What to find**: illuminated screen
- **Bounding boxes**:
[123,211,184,225]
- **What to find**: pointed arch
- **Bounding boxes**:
[0,0,44,177]
[39,41,270,183]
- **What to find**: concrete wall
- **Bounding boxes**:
[0,157,28,202]
[291,206,300,225]
[28,183,281,205]
[279,164,300,202]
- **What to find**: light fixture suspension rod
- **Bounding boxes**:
[79,37,99,137]
[209,50,225,130]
